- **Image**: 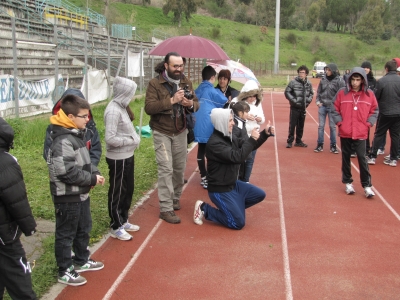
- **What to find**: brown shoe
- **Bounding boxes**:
[173,199,181,210]
[159,211,181,224]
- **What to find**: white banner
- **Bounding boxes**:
[128,51,144,77]
[0,75,58,118]
[81,69,109,104]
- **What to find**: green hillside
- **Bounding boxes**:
[69,2,399,70]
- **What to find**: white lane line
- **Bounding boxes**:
[307,109,400,221]
[103,149,198,300]
[269,92,294,300]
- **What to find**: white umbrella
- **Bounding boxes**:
[207,60,260,86]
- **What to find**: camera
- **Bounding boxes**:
[183,85,194,100]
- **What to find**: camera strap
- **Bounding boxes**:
[160,78,187,133]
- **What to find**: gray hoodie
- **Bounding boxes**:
[104,77,140,160]
[210,108,233,141]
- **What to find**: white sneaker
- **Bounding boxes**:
[364,186,375,198]
[193,200,204,225]
[345,183,355,195]
[383,158,397,167]
[377,149,385,155]
[110,226,132,241]
[367,157,375,165]
[123,222,140,232]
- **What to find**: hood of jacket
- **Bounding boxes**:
[344,67,371,96]
[0,117,14,151]
[210,108,233,140]
[50,108,78,129]
[52,88,95,123]
[326,63,338,74]
[237,80,263,106]
[112,76,137,108]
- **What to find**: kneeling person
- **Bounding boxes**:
[193,108,274,229]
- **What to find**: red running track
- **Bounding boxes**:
[54,81,400,300]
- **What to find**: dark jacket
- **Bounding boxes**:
[284,76,314,110]
[331,67,379,140]
[145,74,199,136]
[206,108,270,193]
[366,73,377,92]
[374,71,400,116]
[215,84,239,108]
[0,118,36,245]
[316,64,345,107]
[47,124,99,204]
[43,88,102,166]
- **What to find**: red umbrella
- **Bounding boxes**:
[148,34,229,60]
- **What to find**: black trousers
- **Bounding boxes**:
[0,240,37,300]
[196,143,207,178]
[370,114,400,160]
[341,138,372,188]
[287,107,306,144]
[106,156,135,230]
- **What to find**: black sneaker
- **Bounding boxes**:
[294,141,308,147]
[314,144,323,152]
[330,144,339,154]
[286,143,292,148]
[350,152,356,158]
[58,266,87,286]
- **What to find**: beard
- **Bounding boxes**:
[167,68,182,80]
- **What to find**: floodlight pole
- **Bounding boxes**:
[274,0,280,74]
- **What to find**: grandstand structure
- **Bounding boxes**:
[0,0,158,92]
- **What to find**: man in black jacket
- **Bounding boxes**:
[284,65,314,148]
[192,108,274,230]
[0,118,37,300]
[368,60,400,167]
[314,63,345,153]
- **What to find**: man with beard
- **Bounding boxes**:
[145,52,200,224]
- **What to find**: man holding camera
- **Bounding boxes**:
[145,52,199,224]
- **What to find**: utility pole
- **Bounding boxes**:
[274,0,280,74]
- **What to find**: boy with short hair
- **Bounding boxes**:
[331,67,378,198]
[46,94,105,286]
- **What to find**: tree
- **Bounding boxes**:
[162,0,203,27]
[254,0,267,26]
[142,0,150,5]
[355,0,385,43]
[280,0,296,28]
[307,3,320,29]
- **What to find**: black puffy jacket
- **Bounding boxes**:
[284,77,314,110]
[0,120,36,245]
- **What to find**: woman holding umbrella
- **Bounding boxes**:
[215,69,239,108]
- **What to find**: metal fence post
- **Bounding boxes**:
[12,17,19,118]
[107,27,111,99]
[84,28,88,100]
[139,42,143,94]
[54,23,59,103]
[125,39,129,78]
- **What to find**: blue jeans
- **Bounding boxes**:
[317,105,336,145]
[243,150,257,182]
[204,181,266,230]
[54,199,92,275]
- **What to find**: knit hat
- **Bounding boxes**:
[361,61,372,69]
[393,58,400,68]
[237,80,263,106]
[0,117,14,150]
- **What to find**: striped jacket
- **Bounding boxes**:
[47,125,99,203]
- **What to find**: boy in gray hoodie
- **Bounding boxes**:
[104,77,141,241]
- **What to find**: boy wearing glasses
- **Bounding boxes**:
[47,94,105,286]
[284,65,314,148]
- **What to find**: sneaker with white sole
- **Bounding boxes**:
[123,222,140,232]
[345,183,355,195]
[377,149,385,155]
[74,259,104,273]
[110,226,132,241]
[364,186,375,198]
[58,266,87,286]
[383,158,397,167]
[330,144,339,154]
[367,157,375,165]
[350,152,357,158]
[193,200,204,225]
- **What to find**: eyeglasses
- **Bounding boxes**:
[169,64,184,69]
[76,114,89,119]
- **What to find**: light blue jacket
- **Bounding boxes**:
[194,81,227,143]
